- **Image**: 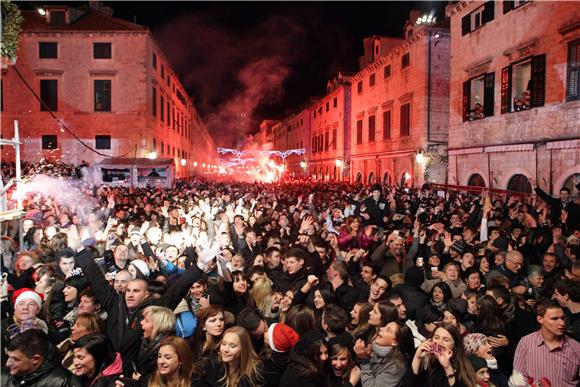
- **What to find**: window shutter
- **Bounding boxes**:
[463,80,471,121]
[567,41,579,101]
[484,72,495,117]
[483,1,495,23]
[461,15,470,35]
[530,54,546,107]
[503,1,514,13]
[500,66,512,114]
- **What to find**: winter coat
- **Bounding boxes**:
[360,350,406,387]
[1,359,71,387]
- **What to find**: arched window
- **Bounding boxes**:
[507,174,532,193]
[383,172,391,185]
[368,172,375,184]
[400,172,411,187]
[467,173,486,187]
[562,173,580,192]
[356,172,363,183]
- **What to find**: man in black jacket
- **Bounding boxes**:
[359,184,390,228]
[535,186,579,229]
[74,243,210,375]
[3,329,71,387]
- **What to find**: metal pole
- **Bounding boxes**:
[14,121,24,249]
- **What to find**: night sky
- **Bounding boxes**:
[22,1,447,147]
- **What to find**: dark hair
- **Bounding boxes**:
[486,285,510,304]
[535,298,563,317]
[73,333,115,377]
[284,304,316,335]
[474,295,506,335]
[148,280,167,298]
[322,304,349,335]
[415,304,443,329]
[191,305,224,360]
[64,275,88,302]
[554,279,580,303]
[430,324,477,387]
[431,282,453,304]
[284,247,306,262]
[385,291,404,304]
[350,302,373,339]
[313,283,336,310]
[237,307,264,333]
[8,329,49,359]
[55,248,75,263]
[375,301,399,326]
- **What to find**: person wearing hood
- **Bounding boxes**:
[354,321,414,387]
[463,333,508,387]
[394,267,427,321]
[71,333,122,387]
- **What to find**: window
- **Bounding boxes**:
[153,138,157,153]
[333,97,337,108]
[0,80,3,111]
[400,103,410,137]
[93,43,111,59]
[42,135,57,149]
[501,55,545,113]
[166,101,170,125]
[326,102,329,112]
[50,11,65,26]
[160,95,165,121]
[382,111,391,140]
[504,0,528,13]
[152,52,157,69]
[40,80,58,111]
[332,129,337,150]
[312,137,317,153]
[151,86,157,117]
[402,53,410,69]
[313,110,316,118]
[463,73,494,121]
[566,40,579,101]
[94,80,111,111]
[39,42,57,58]
[357,81,363,94]
[369,73,376,87]
[383,64,391,79]
[368,115,376,142]
[324,132,329,151]
[161,64,165,79]
[95,135,111,149]
[462,2,494,35]
[160,141,164,155]
[356,120,363,144]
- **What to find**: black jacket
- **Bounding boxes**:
[74,249,203,375]
[278,268,307,293]
[1,360,71,387]
[394,283,428,321]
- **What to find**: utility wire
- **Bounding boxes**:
[12,65,137,158]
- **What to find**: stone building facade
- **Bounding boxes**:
[349,23,450,187]
[1,3,217,177]
[308,73,352,181]
[446,0,580,194]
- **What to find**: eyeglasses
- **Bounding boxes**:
[508,259,523,267]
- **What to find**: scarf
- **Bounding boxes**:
[372,342,393,357]
[486,357,498,370]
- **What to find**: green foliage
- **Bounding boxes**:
[1,1,23,61]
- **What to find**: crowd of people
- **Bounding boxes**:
[0,174,579,387]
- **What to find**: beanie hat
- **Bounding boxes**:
[468,354,488,372]
[130,259,150,278]
[267,323,299,353]
[450,240,465,255]
[463,333,488,355]
[12,288,43,308]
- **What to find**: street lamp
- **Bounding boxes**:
[180,159,186,167]
[416,153,426,164]
[147,151,157,160]
[335,159,343,168]
[37,8,46,16]
[300,161,307,169]
[193,161,198,167]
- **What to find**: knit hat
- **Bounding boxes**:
[450,240,465,255]
[468,354,488,372]
[12,288,43,308]
[130,259,150,278]
[267,323,299,353]
[463,333,488,355]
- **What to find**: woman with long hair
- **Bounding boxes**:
[191,305,225,361]
[147,336,193,387]
[283,304,316,335]
[202,326,263,387]
[337,216,373,251]
[410,323,477,387]
[137,306,177,378]
[280,332,328,387]
[62,275,89,327]
[368,301,399,328]
[349,302,374,341]
[354,322,415,386]
[327,341,361,387]
[71,333,123,387]
[223,271,254,316]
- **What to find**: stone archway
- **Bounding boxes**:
[356,172,363,183]
[507,174,532,193]
[368,172,376,184]
[467,173,486,187]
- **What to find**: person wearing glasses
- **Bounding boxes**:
[487,251,527,294]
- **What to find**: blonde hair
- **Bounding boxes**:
[75,313,102,335]
[250,277,273,318]
[143,306,176,337]
[219,326,262,387]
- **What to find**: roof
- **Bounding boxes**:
[21,6,147,33]
[97,158,174,167]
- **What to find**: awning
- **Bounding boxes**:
[484,144,534,153]
[546,139,580,150]
[448,147,484,156]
